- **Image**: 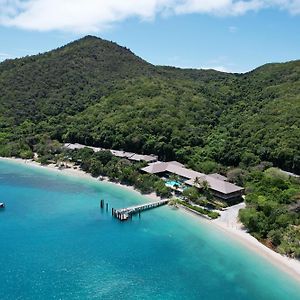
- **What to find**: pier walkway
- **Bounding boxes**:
[113,199,169,221]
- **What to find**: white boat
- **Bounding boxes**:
[0,203,5,208]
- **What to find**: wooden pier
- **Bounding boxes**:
[112,199,169,221]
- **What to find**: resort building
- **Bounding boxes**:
[64,143,158,163]
[110,150,158,163]
[141,161,244,200]
[64,143,243,200]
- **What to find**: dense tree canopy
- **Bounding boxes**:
[1,36,299,173]
[239,168,300,258]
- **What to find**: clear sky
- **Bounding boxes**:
[0,1,300,73]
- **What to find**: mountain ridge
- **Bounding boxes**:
[2,35,299,74]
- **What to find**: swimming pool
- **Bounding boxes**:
[165,180,182,188]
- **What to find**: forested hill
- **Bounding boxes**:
[0,35,299,173]
[0,35,156,123]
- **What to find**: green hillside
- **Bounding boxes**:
[0,35,299,257]
[0,35,299,173]
[0,35,155,124]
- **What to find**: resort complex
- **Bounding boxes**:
[64,143,244,200]
[1,11,300,299]
[142,161,244,200]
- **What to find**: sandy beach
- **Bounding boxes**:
[181,204,300,282]
[1,156,300,282]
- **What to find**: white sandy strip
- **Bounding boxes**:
[213,204,300,282]
[178,204,300,283]
[1,157,300,282]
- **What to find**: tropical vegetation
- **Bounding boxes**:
[239,168,300,258]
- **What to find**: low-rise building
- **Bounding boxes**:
[64,143,243,200]
[64,143,158,163]
[141,161,244,200]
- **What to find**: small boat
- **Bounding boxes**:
[0,203,5,208]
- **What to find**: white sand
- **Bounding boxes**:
[185,202,300,282]
[1,156,300,282]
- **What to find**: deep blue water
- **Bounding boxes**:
[0,160,300,300]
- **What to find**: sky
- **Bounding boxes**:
[0,0,300,73]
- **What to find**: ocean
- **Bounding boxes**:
[0,160,299,300]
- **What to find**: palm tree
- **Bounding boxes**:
[193,177,212,200]
[200,180,213,201]
[168,198,179,208]
[200,179,210,190]
[193,176,202,188]
[169,174,180,182]
[169,174,181,189]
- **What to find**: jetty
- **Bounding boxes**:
[112,199,169,221]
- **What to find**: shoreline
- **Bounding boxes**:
[0,157,161,203]
[212,219,300,282]
[179,204,300,283]
[1,156,300,283]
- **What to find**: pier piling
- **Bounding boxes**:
[100,199,104,209]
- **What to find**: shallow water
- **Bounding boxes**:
[0,160,300,300]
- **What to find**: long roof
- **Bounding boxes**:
[141,161,244,194]
[208,173,228,181]
[141,161,202,179]
[64,143,158,162]
[129,154,158,162]
[141,161,185,174]
[185,177,243,194]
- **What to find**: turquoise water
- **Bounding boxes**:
[165,180,182,187]
[0,160,300,300]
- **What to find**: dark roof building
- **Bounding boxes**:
[141,161,244,200]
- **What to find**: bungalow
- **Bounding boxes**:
[141,161,244,200]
